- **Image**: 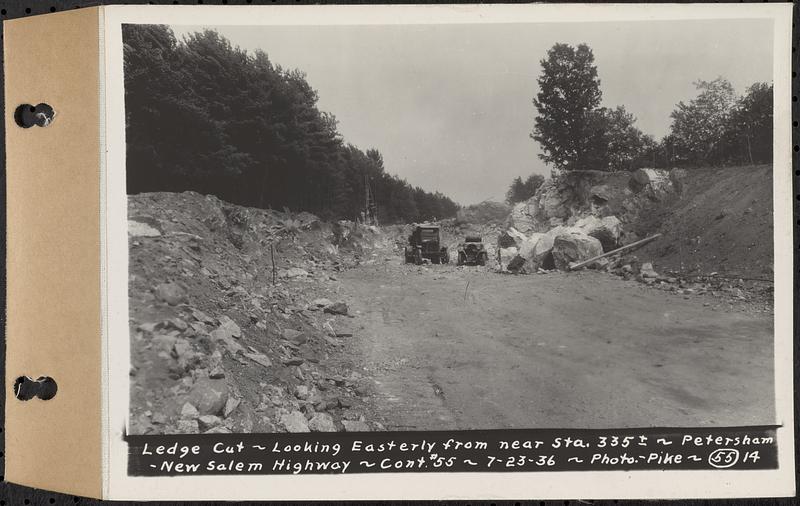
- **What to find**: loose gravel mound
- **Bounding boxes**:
[128,191,391,435]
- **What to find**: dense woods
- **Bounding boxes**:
[123,25,458,223]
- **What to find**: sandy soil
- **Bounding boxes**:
[634,164,773,279]
[336,260,774,430]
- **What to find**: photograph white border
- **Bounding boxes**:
[102,3,795,500]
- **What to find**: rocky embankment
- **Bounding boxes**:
[128,192,394,435]
[499,168,680,272]
[495,166,774,312]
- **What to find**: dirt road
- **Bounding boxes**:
[337,260,774,430]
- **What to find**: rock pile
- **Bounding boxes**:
[498,167,683,274]
[508,167,682,236]
[603,256,770,311]
[128,191,387,435]
[498,215,624,274]
[551,230,604,271]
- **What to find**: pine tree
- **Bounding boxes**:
[123,24,459,223]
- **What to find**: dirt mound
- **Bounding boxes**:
[632,164,773,279]
[128,191,392,435]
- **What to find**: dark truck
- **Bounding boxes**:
[404,225,449,264]
[456,236,488,266]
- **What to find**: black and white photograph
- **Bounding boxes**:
[124,15,780,438]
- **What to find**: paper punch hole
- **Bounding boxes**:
[14,103,56,128]
[14,376,58,401]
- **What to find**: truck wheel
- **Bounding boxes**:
[414,250,423,265]
[441,249,449,264]
[457,253,465,266]
[477,253,487,266]
[432,255,440,264]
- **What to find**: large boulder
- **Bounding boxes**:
[308,413,337,432]
[506,178,572,233]
[217,315,241,339]
[529,178,571,225]
[128,219,162,238]
[506,255,526,273]
[508,202,536,234]
[630,168,673,201]
[496,227,529,251]
[154,282,186,306]
[282,328,308,345]
[589,184,613,206]
[574,215,601,230]
[574,215,622,252]
[498,247,518,268]
[497,231,518,249]
[551,230,603,271]
[187,378,229,416]
[506,227,528,245]
[517,233,543,261]
[324,301,349,315]
[639,262,660,279]
[526,225,567,269]
[280,411,310,433]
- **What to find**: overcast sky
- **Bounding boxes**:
[172,19,773,205]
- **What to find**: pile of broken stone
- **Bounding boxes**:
[127,192,388,436]
[130,284,382,435]
[496,167,683,275]
[497,214,624,274]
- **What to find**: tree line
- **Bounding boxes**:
[505,174,544,205]
[123,25,458,223]
[530,42,773,173]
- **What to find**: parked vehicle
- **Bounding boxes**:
[456,236,488,266]
[404,225,449,264]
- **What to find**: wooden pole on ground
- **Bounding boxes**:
[568,233,662,271]
[270,242,277,284]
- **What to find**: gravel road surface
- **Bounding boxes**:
[338,260,774,430]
